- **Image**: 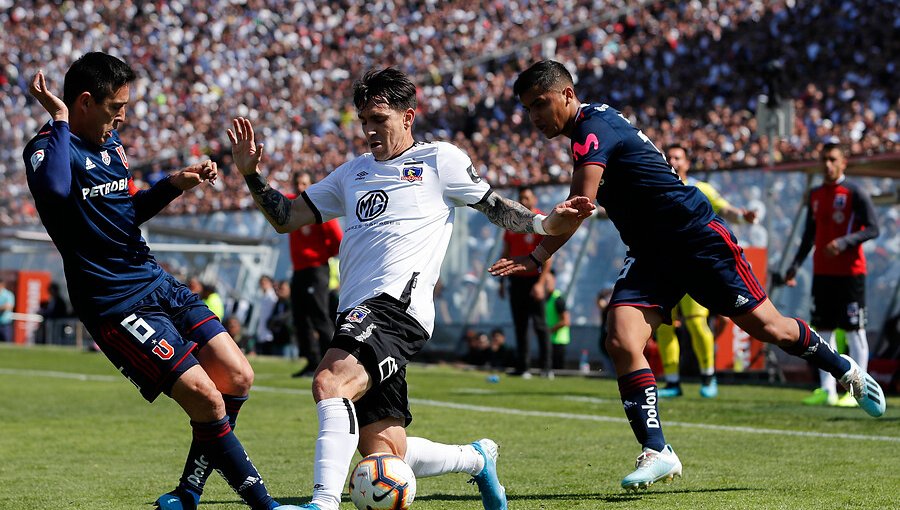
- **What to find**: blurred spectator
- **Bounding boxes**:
[223,315,248,353]
[266,280,294,358]
[488,328,513,369]
[287,171,342,378]
[462,331,491,367]
[500,186,551,377]
[545,269,571,371]
[0,278,14,342]
[254,275,279,355]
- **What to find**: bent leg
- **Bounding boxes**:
[309,348,371,510]
[731,299,850,378]
[169,366,277,510]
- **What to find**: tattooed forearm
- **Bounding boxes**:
[244,173,292,229]
[470,191,536,233]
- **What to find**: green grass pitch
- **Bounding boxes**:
[1,344,898,509]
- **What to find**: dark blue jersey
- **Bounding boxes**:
[571,103,715,253]
[23,121,182,318]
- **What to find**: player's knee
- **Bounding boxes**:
[228,365,254,395]
[173,372,226,419]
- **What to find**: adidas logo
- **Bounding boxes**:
[85,157,96,170]
[734,295,749,307]
[238,475,260,492]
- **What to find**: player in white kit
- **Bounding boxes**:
[228,68,594,510]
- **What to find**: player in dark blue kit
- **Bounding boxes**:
[23,53,301,510]
[490,60,886,491]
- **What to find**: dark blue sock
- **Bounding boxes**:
[781,319,851,378]
[191,417,276,510]
[618,368,666,452]
[175,395,249,505]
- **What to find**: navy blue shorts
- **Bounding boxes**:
[609,218,767,323]
[82,273,227,402]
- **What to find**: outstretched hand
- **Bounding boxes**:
[543,196,595,235]
[227,117,265,176]
[170,160,218,190]
[30,71,68,122]
[489,255,538,277]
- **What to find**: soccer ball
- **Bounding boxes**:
[349,452,417,510]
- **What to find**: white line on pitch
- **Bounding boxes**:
[2,367,897,443]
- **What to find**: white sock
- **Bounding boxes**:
[817,330,838,397]
[310,398,359,510]
[403,437,484,478]
[845,329,869,371]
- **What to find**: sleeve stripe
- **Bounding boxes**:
[575,161,607,169]
[473,188,493,205]
[301,191,323,224]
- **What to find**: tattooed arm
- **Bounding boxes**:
[470,191,595,235]
[469,191,540,233]
[228,117,316,233]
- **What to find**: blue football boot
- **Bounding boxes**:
[154,489,198,510]
[699,377,718,398]
[470,439,508,510]
[839,355,886,418]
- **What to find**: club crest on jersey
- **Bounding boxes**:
[100,150,111,165]
[29,149,45,172]
[346,306,371,324]
[833,194,846,209]
[115,146,129,168]
[401,166,423,182]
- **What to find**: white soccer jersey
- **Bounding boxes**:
[304,141,491,335]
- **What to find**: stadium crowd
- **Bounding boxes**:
[1,0,897,227]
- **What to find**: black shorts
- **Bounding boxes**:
[330,294,429,428]
[811,274,867,330]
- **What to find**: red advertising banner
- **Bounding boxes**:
[715,247,768,372]
[13,271,51,344]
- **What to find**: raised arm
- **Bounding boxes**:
[228,117,316,233]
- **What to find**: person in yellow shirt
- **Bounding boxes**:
[657,145,757,398]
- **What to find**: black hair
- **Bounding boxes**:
[353,67,417,112]
[517,185,534,197]
[665,144,690,158]
[513,60,574,98]
[63,52,136,106]
[822,141,845,156]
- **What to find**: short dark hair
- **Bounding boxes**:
[353,67,417,112]
[517,185,534,197]
[822,141,845,156]
[63,52,136,106]
[513,60,574,98]
[665,144,689,157]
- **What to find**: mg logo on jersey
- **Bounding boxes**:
[100,150,111,165]
[378,356,399,382]
[356,190,389,222]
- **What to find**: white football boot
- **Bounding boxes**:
[621,444,682,491]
